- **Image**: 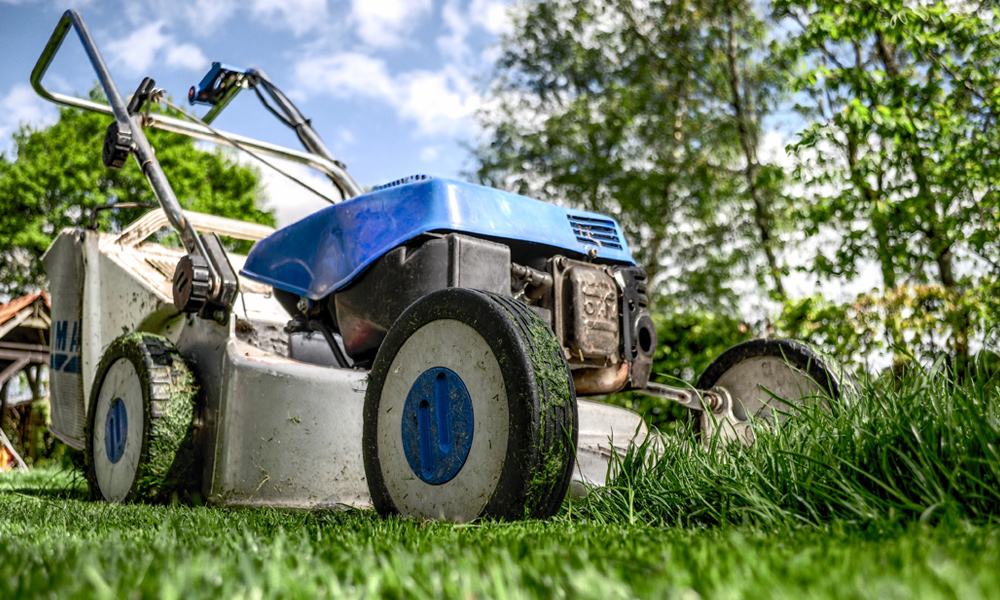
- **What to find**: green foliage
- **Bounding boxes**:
[0,396,66,468]
[473,0,790,310]
[773,1,1000,364]
[778,284,998,372]
[0,89,274,298]
[475,0,1000,370]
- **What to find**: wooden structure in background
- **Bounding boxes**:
[0,292,50,470]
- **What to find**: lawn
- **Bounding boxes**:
[2,367,999,599]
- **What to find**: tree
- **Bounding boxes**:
[472,0,789,313]
[775,0,1000,367]
[0,90,274,299]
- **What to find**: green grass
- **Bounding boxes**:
[584,363,1000,529]
[3,365,1000,598]
[2,468,999,599]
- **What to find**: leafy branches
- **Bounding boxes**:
[776,0,1000,366]
[0,89,274,298]
[476,0,1000,370]
[473,0,789,312]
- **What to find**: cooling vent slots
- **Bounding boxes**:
[567,214,623,250]
[635,275,648,308]
[373,174,431,191]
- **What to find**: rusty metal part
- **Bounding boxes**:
[114,208,275,247]
[567,265,618,359]
[640,381,726,412]
[639,382,759,445]
[550,256,620,366]
[89,203,156,229]
[613,266,654,389]
[573,362,629,395]
[0,342,50,354]
[510,263,553,303]
[0,349,49,364]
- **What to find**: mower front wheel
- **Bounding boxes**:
[363,288,578,522]
[86,333,199,502]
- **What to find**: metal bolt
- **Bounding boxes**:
[706,387,732,413]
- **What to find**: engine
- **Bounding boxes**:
[243,176,656,395]
[275,231,655,395]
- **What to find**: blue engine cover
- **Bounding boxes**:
[240,176,635,300]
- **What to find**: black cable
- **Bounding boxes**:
[251,83,295,128]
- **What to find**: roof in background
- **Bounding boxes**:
[0,292,49,330]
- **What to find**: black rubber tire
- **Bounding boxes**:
[363,288,578,521]
[86,333,199,502]
[694,338,843,432]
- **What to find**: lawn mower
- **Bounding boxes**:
[32,10,846,521]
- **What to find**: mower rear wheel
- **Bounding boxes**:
[363,288,578,522]
[695,338,845,436]
[86,333,198,502]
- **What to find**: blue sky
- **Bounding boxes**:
[0,0,512,225]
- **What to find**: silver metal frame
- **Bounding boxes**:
[31,11,363,200]
[32,12,209,265]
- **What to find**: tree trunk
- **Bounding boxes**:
[876,31,969,369]
[723,5,786,301]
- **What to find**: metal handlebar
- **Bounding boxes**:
[31,10,213,270]
[30,11,363,200]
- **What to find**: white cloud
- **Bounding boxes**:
[296,52,396,100]
[395,67,480,136]
[104,21,207,75]
[296,54,481,137]
[116,0,237,36]
[437,0,472,63]
[252,0,329,36]
[252,157,339,227]
[165,44,209,71]
[469,0,512,35]
[350,0,433,48]
[337,128,356,146]
[419,146,439,161]
[120,0,322,38]
[438,0,512,65]
[0,84,57,147]
[105,22,171,75]
[181,0,238,33]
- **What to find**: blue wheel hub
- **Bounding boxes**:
[401,367,474,485]
[104,397,128,464]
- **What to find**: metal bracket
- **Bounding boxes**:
[640,382,756,446]
[284,318,353,368]
[642,381,721,411]
[188,62,252,124]
[198,233,240,320]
